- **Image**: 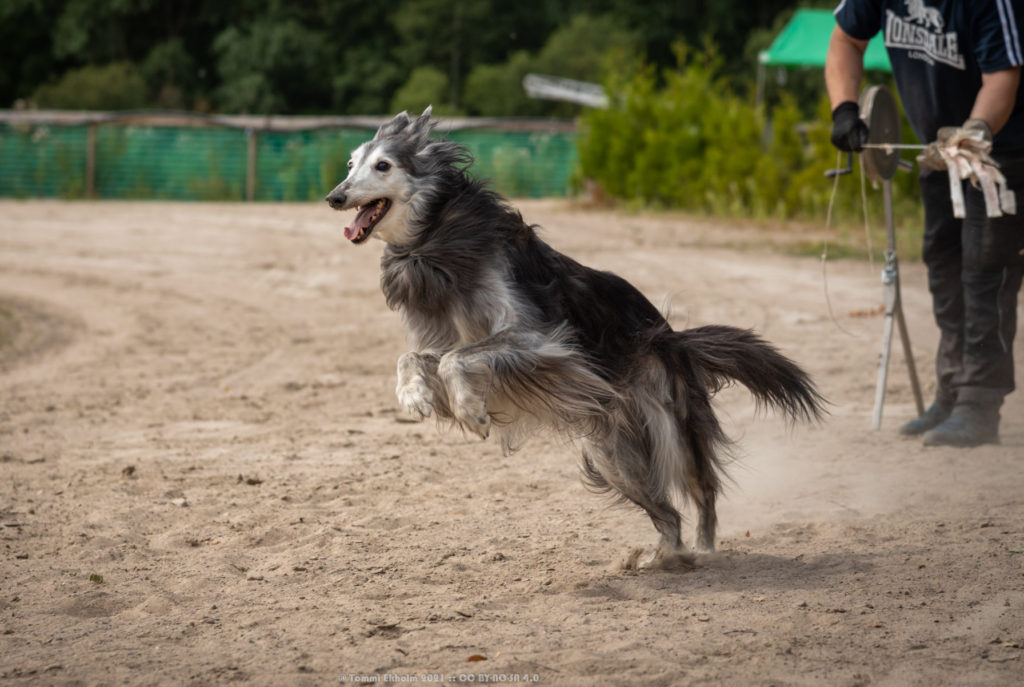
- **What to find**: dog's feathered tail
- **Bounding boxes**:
[670,325,826,423]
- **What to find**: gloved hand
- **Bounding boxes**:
[830,101,869,152]
[963,117,994,144]
[917,118,994,171]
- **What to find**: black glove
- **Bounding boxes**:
[830,101,869,152]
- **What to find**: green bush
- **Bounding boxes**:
[32,62,148,110]
[578,43,923,234]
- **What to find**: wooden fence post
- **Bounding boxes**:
[85,123,97,198]
[246,128,258,201]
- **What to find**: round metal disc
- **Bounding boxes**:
[859,85,901,182]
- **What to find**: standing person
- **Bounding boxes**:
[825,0,1024,446]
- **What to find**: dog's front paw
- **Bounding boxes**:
[397,376,434,419]
[452,395,491,440]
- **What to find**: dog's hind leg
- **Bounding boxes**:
[693,482,717,554]
[639,505,695,570]
[682,398,725,553]
[636,369,697,568]
[582,438,694,571]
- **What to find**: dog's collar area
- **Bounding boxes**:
[344,198,391,243]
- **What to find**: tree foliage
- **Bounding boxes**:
[2,0,814,115]
[212,19,331,114]
[462,14,637,117]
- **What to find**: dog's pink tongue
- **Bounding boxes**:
[344,205,377,241]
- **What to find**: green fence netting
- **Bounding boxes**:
[0,124,89,198]
[0,121,579,201]
[98,125,249,200]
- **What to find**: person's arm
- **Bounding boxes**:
[825,25,871,151]
[969,67,1021,135]
[825,25,870,109]
[918,68,1021,170]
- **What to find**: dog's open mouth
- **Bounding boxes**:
[344,199,391,243]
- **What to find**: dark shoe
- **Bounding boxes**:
[922,403,1000,447]
[899,401,953,436]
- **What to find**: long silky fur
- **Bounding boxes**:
[336,110,826,563]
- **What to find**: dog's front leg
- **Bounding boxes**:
[437,350,493,440]
[396,351,442,420]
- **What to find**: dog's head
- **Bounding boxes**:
[325,106,471,247]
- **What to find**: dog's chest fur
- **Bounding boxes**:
[380,238,522,352]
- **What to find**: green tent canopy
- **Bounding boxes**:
[759,8,891,71]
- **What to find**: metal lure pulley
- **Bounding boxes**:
[825,85,925,430]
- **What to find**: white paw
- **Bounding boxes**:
[452,395,491,440]
[396,376,434,419]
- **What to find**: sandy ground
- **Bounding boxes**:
[0,199,1022,686]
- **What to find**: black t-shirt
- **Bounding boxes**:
[835,0,1024,151]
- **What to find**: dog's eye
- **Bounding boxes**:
[347,160,354,169]
[375,160,391,172]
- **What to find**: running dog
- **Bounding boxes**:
[326,108,825,569]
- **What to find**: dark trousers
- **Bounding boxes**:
[920,150,1024,407]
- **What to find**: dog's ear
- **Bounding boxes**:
[374,111,412,141]
[406,106,434,145]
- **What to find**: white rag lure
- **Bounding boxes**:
[933,129,1016,218]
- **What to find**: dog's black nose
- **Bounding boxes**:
[325,190,346,209]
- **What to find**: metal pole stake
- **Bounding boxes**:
[871,178,925,429]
